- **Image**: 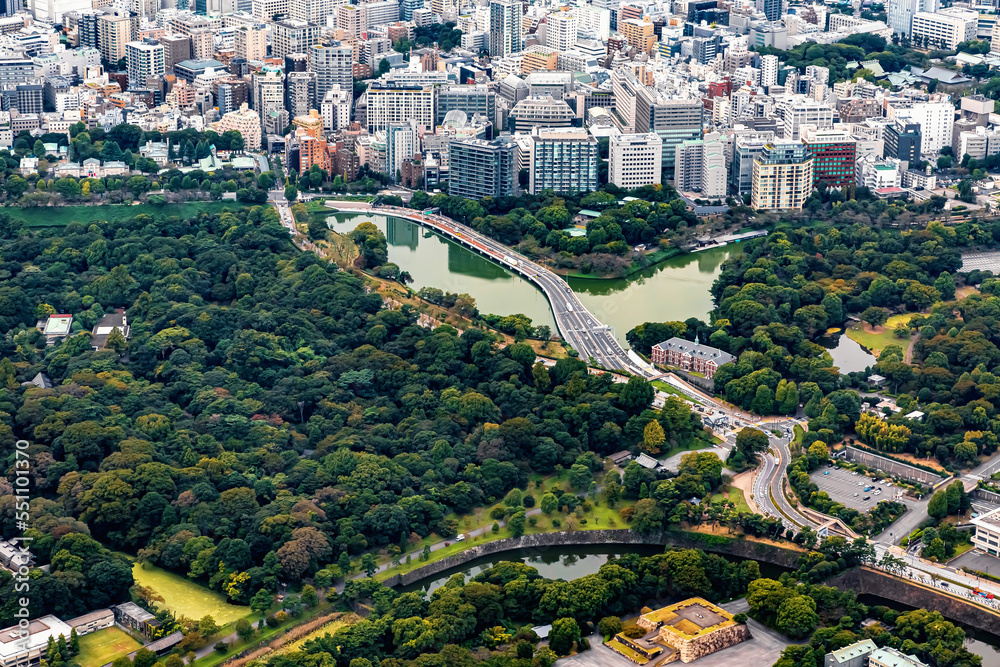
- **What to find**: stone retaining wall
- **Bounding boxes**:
[827,567,1000,634]
[383,530,803,588]
[677,623,750,663]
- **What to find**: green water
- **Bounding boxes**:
[329,213,737,343]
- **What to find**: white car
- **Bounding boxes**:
[455,534,466,542]
[874,490,881,496]
[852,471,859,476]
[858,481,865,486]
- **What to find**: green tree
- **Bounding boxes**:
[619,376,654,411]
[235,619,254,641]
[540,492,559,514]
[548,618,581,655]
[361,553,377,577]
[250,589,273,613]
[861,307,889,330]
[928,489,948,520]
[775,595,819,638]
[631,498,665,534]
[508,509,526,537]
[285,183,298,201]
[598,616,622,639]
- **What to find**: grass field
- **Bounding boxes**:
[77,627,142,667]
[710,487,752,514]
[131,562,250,625]
[845,314,914,357]
[9,201,252,227]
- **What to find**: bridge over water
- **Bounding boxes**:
[331,201,648,376]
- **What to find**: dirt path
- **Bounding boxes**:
[904,335,917,363]
[731,469,761,514]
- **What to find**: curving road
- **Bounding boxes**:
[338,202,648,375]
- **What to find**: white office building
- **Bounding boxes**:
[321,85,351,132]
[781,98,835,140]
[546,12,578,52]
[126,40,165,88]
[897,102,954,156]
[674,138,726,197]
[761,54,779,87]
[609,132,662,189]
[911,8,977,50]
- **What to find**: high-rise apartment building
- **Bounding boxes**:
[781,99,835,140]
[364,0,399,28]
[286,70,316,117]
[365,84,434,132]
[546,12,578,52]
[99,10,135,64]
[751,142,814,210]
[527,128,598,195]
[448,137,517,200]
[490,0,523,58]
[337,4,363,38]
[271,18,321,59]
[126,38,164,88]
[884,119,922,165]
[575,5,610,40]
[310,40,352,106]
[674,138,726,197]
[888,0,937,37]
[235,24,267,61]
[189,28,213,60]
[608,132,662,189]
[801,127,856,190]
[75,9,100,49]
[253,67,284,116]
[161,34,192,72]
[387,123,417,181]
[321,85,351,131]
[400,0,421,20]
[755,0,781,22]
[732,137,772,197]
[621,17,655,54]
[761,54,779,87]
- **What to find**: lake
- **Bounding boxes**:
[329,213,737,344]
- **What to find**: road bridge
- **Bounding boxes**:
[333,201,649,376]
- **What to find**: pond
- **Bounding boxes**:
[329,213,738,344]
[400,544,790,596]
[817,330,876,375]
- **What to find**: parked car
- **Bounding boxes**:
[863,495,871,501]
[854,492,859,497]
[824,471,831,475]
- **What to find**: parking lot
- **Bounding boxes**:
[951,549,1000,574]
[808,465,904,512]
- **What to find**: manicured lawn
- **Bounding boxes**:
[652,380,687,398]
[9,201,252,227]
[131,562,251,625]
[845,314,914,356]
[77,627,142,667]
[710,487,751,514]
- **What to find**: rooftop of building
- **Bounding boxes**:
[641,598,735,639]
[827,639,878,664]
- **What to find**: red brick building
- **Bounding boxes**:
[651,338,735,379]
